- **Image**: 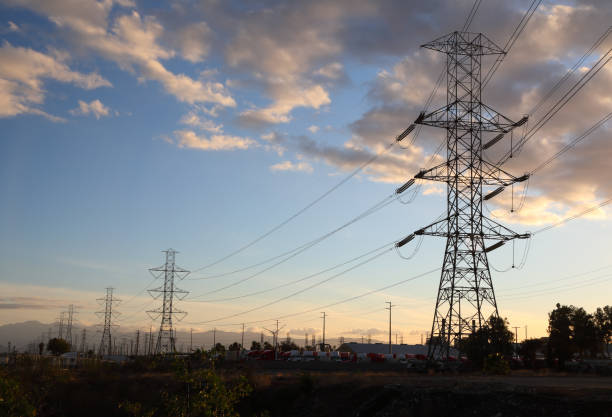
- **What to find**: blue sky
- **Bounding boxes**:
[1,0,611,344]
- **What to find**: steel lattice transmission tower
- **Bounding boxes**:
[65,304,75,347]
[408,32,530,359]
[96,287,120,355]
[147,249,189,354]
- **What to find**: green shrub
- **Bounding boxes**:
[0,370,36,416]
[483,353,510,375]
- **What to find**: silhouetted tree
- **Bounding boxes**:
[519,338,544,369]
[38,342,44,355]
[228,342,241,351]
[457,315,513,368]
[594,306,612,357]
[263,341,273,350]
[279,340,299,352]
[571,307,599,358]
[548,303,574,367]
[250,341,261,350]
[47,338,70,356]
[213,343,225,353]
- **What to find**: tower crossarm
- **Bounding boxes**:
[416,101,518,133]
[482,216,531,241]
[414,158,529,186]
[481,160,529,186]
[421,31,506,55]
[414,159,455,182]
[413,214,530,241]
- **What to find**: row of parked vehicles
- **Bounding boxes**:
[244,349,432,364]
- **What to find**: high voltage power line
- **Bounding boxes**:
[84,4,611,336]
[183,197,612,327]
[188,193,397,281]
[182,111,612,319]
[497,46,612,164]
[482,0,542,88]
[182,0,508,287]
[190,141,397,274]
[528,26,611,117]
[187,242,396,302]
[187,0,486,275]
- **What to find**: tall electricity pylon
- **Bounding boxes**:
[147,249,189,354]
[57,311,65,339]
[97,287,120,355]
[406,32,530,359]
[65,304,75,347]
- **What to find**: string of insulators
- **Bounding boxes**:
[396,125,415,142]
[483,133,505,150]
[513,115,528,127]
[396,179,415,194]
[396,234,415,248]
[515,174,530,182]
[485,241,505,253]
[415,112,425,124]
[484,186,504,201]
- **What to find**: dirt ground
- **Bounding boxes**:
[230,364,612,417]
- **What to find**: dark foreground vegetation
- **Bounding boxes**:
[2,353,612,417]
[1,303,610,416]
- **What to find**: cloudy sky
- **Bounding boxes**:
[0,0,611,346]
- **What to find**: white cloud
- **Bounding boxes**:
[6,2,235,107]
[269,160,313,174]
[174,22,212,63]
[240,82,330,125]
[0,42,110,119]
[7,21,19,31]
[179,111,223,133]
[315,62,344,79]
[175,130,256,151]
[69,99,111,119]
[308,125,319,133]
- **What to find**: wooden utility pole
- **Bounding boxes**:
[321,312,326,350]
[386,302,394,354]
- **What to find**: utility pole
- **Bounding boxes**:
[241,323,245,350]
[385,302,394,354]
[57,311,65,339]
[213,328,216,347]
[80,328,86,353]
[264,320,284,359]
[525,325,528,340]
[135,330,140,356]
[190,328,193,352]
[399,31,531,359]
[96,287,120,356]
[513,326,520,344]
[321,312,326,350]
[147,249,190,354]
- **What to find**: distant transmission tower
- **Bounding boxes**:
[403,32,530,359]
[57,311,65,339]
[96,287,120,356]
[147,249,189,354]
[65,304,75,347]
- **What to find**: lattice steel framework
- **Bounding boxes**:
[147,249,189,354]
[65,304,75,346]
[96,287,120,355]
[411,32,530,359]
